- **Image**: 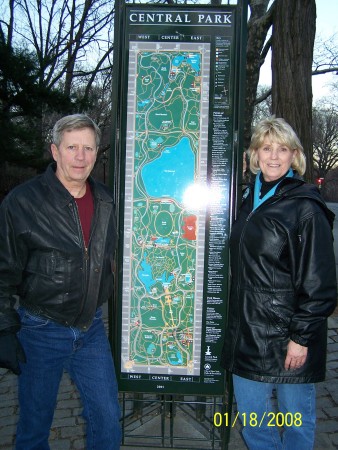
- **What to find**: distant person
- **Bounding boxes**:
[221,116,337,450]
[0,114,121,449]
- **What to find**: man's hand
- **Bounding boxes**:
[284,340,308,371]
[0,332,26,375]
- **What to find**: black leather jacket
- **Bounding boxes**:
[221,175,337,383]
[0,164,117,331]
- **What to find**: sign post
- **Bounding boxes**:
[110,2,248,448]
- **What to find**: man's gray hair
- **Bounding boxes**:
[52,114,101,148]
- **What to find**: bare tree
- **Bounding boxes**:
[1,0,115,103]
[0,0,115,177]
[313,32,338,77]
[244,0,274,149]
[247,1,338,184]
[252,85,272,125]
[313,107,338,178]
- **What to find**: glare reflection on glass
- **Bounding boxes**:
[182,184,223,210]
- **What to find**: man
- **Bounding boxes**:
[0,114,121,449]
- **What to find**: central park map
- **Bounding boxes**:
[121,41,211,377]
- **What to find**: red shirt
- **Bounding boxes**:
[75,183,94,248]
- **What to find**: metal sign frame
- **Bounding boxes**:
[110,2,247,399]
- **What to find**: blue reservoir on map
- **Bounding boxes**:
[141,136,195,204]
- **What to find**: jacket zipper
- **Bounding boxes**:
[73,201,90,260]
[70,201,90,306]
[69,201,90,327]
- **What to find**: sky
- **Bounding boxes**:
[258,0,338,102]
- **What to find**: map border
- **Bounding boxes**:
[121,41,211,376]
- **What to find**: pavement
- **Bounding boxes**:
[1,203,338,450]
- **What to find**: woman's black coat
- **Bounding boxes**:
[221,175,337,383]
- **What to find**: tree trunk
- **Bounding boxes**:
[271,0,316,182]
[244,0,273,150]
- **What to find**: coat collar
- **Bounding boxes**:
[243,172,335,228]
[41,163,113,207]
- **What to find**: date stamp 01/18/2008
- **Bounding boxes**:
[213,412,303,428]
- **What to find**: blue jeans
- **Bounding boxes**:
[233,374,316,450]
[16,307,121,450]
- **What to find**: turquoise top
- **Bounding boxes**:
[253,168,294,210]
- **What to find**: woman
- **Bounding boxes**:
[221,117,337,450]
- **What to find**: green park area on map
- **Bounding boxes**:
[126,49,205,373]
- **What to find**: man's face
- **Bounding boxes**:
[51,128,98,188]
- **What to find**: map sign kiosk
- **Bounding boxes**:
[110,2,247,448]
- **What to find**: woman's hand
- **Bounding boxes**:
[284,340,308,370]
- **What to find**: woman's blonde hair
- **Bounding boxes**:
[249,116,306,176]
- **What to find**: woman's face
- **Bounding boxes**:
[255,137,295,182]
